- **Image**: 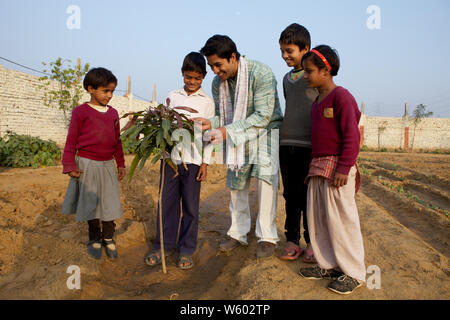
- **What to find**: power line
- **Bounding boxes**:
[0,57,151,101]
[0,56,49,76]
[133,93,150,101]
[115,89,149,101]
[0,93,151,104]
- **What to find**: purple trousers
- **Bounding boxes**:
[153,162,201,255]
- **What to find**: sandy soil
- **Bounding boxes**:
[0,152,448,300]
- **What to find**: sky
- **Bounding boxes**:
[1,0,449,117]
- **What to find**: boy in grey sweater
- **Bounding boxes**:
[278,23,318,262]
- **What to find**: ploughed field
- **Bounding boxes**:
[0,152,448,299]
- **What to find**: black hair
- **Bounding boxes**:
[200,35,241,61]
[279,23,311,51]
[301,45,340,76]
[181,52,207,76]
[83,67,117,91]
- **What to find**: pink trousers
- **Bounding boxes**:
[307,166,366,282]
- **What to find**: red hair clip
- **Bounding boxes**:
[311,49,332,72]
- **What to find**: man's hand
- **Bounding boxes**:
[204,127,227,145]
[117,167,126,181]
[196,163,208,181]
[68,169,83,178]
[333,172,348,190]
[192,117,212,131]
[216,127,227,142]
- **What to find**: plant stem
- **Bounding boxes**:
[159,153,167,274]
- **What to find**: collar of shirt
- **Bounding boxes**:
[175,87,207,97]
[290,69,304,81]
[87,103,109,113]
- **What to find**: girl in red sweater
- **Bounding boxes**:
[62,67,125,260]
[297,45,366,295]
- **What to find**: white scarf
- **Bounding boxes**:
[219,56,248,172]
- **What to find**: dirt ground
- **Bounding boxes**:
[0,152,448,300]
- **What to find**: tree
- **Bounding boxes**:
[377,120,388,151]
[38,58,90,127]
[121,101,197,274]
[411,104,433,149]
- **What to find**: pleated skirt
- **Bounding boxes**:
[62,156,123,221]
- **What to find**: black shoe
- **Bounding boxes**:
[219,237,245,253]
[87,241,102,259]
[102,238,118,260]
[327,274,363,295]
[299,265,343,280]
[256,241,276,259]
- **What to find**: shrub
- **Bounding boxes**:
[0,131,61,168]
[121,133,139,155]
[360,145,369,152]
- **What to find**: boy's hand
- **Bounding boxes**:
[333,172,348,190]
[117,167,126,181]
[196,163,208,181]
[68,169,83,178]
[192,117,211,131]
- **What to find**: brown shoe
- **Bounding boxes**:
[257,241,275,258]
[219,237,244,252]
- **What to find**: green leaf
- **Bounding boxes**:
[128,153,142,182]
[162,119,171,138]
[151,154,161,164]
[165,159,178,176]
[138,148,152,171]
[156,129,162,147]
[165,136,173,146]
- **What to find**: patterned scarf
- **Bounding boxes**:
[218,56,248,172]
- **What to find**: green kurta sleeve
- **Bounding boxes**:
[225,62,279,147]
[208,59,283,189]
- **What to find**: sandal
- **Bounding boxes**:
[177,255,194,270]
[145,249,175,267]
[145,251,162,266]
[279,242,303,261]
[303,248,317,263]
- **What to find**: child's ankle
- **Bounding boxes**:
[103,238,116,250]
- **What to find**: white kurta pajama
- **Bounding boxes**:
[209,58,284,245]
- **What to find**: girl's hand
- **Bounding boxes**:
[117,167,126,181]
[333,172,348,190]
[68,169,83,178]
[196,163,208,181]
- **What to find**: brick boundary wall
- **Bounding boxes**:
[358,115,450,150]
[0,64,150,145]
[1,65,449,150]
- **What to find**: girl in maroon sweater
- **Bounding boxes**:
[297,45,366,295]
[62,67,125,261]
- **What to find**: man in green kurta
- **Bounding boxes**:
[194,35,283,258]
